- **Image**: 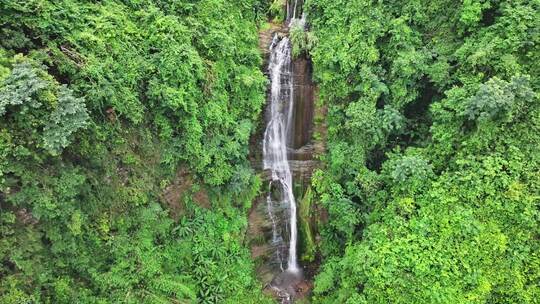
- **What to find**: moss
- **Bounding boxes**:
[298,186,316,262]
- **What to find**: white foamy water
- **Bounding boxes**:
[263,35,299,274]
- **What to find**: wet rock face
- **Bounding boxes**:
[289,57,316,185]
[290,58,314,151]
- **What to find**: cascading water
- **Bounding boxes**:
[263,35,299,274]
[286,0,304,22]
[262,2,309,302]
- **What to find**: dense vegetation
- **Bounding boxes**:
[0,0,273,303]
[2,0,539,303]
[304,0,540,303]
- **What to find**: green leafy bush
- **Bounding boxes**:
[464,76,534,123]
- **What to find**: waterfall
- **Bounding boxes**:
[258,2,314,302]
[287,0,304,22]
[263,34,300,273]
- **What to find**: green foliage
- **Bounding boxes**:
[0,61,48,116]
[290,22,317,58]
[464,76,534,123]
[0,0,270,302]
[43,85,89,154]
[0,56,89,164]
[386,154,433,184]
[306,0,540,302]
[269,0,286,22]
[1,0,267,186]
[298,186,316,262]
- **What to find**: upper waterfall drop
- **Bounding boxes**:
[287,0,305,23]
